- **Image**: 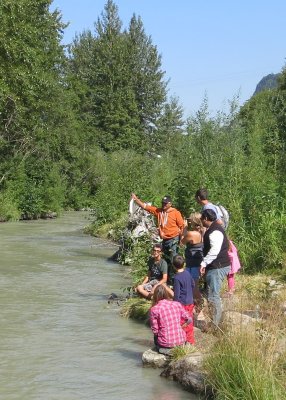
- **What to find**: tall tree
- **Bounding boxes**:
[0,0,81,216]
[126,14,167,144]
[68,1,139,151]
[68,2,169,152]
[155,96,185,153]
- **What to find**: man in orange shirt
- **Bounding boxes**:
[131,193,184,283]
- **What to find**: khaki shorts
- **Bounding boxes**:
[143,279,159,292]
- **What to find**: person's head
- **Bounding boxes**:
[187,212,203,231]
[201,208,216,227]
[173,255,185,271]
[161,195,172,211]
[152,284,172,306]
[151,243,162,260]
[195,188,209,204]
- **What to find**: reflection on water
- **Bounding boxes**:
[0,212,197,399]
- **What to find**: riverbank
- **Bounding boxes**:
[89,216,286,398]
[120,274,286,398]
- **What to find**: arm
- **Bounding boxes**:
[180,304,193,326]
[176,211,185,236]
[150,308,159,335]
[158,273,167,285]
[158,260,168,285]
[131,193,158,215]
[173,277,181,302]
[131,193,146,209]
[141,274,150,285]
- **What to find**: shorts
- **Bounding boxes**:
[143,279,159,292]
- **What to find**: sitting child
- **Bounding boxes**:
[150,284,192,354]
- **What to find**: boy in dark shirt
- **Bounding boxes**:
[173,255,195,344]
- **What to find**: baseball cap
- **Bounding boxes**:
[162,195,172,204]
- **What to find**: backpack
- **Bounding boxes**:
[215,204,230,230]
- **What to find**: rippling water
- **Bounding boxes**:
[0,212,198,400]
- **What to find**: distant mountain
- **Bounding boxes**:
[253,73,280,95]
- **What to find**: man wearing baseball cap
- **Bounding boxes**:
[131,193,184,283]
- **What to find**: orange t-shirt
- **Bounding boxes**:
[144,205,184,240]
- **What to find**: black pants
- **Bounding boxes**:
[162,236,180,284]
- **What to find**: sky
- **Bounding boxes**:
[51,0,286,117]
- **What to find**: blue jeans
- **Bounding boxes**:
[206,266,230,325]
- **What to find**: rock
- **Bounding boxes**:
[142,349,169,368]
[275,336,286,356]
[194,327,217,352]
[161,353,209,394]
[222,310,260,333]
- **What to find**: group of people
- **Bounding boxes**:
[131,189,241,353]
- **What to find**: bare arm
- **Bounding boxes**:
[131,193,146,209]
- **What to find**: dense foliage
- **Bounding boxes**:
[0,0,286,273]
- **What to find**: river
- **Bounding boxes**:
[0,212,198,400]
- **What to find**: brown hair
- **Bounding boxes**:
[195,188,209,200]
[152,284,172,306]
[173,255,185,270]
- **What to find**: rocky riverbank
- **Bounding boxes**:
[126,285,286,398]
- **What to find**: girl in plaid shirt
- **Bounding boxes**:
[150,285,192,352]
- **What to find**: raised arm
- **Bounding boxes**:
[131,193,146,209]
[131,193,158,215]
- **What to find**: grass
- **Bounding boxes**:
[204,272,286,400]
[120,297,151,321]
[170,343,198,361]
[204,331,286,400]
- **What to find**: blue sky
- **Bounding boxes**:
[51,0,286,117]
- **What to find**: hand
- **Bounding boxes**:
[200,265,206,276]
[131,193,137,200]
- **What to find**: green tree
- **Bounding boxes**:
[0,0,82,216]
[126,14,167,146]
[68,2,169,152]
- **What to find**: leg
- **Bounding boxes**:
[182,304,195,344]
[206,266,230,325]
[227,273,235,293]
[136,284,151,299]
[162,237,179,285]
[187,267,202,305]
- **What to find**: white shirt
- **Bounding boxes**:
[201,230,224,268]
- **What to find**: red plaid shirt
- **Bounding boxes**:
[150,299,191,347]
